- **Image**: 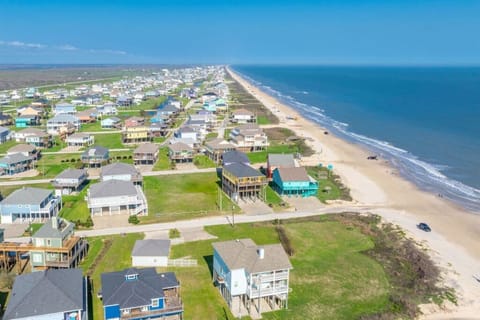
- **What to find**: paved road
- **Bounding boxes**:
[5,204,381,242]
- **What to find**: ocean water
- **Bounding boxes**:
[232,66,480,212]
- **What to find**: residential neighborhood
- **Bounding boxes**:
[0,66,355,320]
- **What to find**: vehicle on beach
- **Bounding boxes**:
[417,222,432,232]
[367,155,378,160]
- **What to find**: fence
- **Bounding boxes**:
[167,258,197,267]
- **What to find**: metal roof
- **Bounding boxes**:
[0,187,52,205]
[223,163,263,178]
[132,239,171,257]
[88,180,137,198]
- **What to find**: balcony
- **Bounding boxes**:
[121,301,183,320]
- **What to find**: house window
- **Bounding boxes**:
[122,308,130,314]
[32,253,42,263]
[142,306,149,312]
[46,239,51,246]
[152,299,159,307]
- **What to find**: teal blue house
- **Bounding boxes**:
[272,167,318,197]
[15,115,38,128]
[101,268,183,320]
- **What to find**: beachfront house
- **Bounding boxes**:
[0,153,34,176]
[131,239,171,267]
[266,154,297,178]
[271,167,319,197]
[222,163,267,202]
[30,217,88,271]
[168,142,194,163]
[52,168,88,196]
[86,179,147,216]
[101,162,142,185]
[81,146,109,167]
[212,238,292,318]
[101,116,122,129]
[3,269,87,320]
[231,108,257,124]
[0,187,61,224]
[100,268,183,320]
[47,114,81,135]
[204,138,236,164]
[229,124,268,152]
[133,143,159,165]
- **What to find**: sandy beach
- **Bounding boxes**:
[227,67,480,318]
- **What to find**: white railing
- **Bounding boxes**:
[167,258,197,267]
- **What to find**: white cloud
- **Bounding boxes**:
[57,44,78,51]
[0,40,46,49]
[0,39,128,56]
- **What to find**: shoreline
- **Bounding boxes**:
[227,66,480,317]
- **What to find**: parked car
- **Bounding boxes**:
[417,222,431,232]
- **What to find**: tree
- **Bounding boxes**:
[128,215,139,225]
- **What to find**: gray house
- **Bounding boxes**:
[52,168,88,196]
[81,145,109,167]
[100,162,142,185]
[86,180,147,216]
[3,268,87,320]
[0,152,34,176]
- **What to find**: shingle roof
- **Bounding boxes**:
[212,239,292,274]
[101,268,179,309]
[134,143,159,154]
[276,167,310,182]
[232,108,254,116]
[47,114,79,123]
[33,218,72,239]
[7,144,35,153]
[82,146,109,157]
[0,126,9,134]
[132,239,171,257]
[66,132,91,140]
[3,269,84,320]
[88,180,137,198]
[101,162,139,178]
[17,128,47,136]
[223,163,263,178]
[222,150,249,165]
[0,153,33,165]
[0,187,52,205]
[205,138,236,151]
[55,168,86,180]
[268,154,296,168]
[169,142,193,152]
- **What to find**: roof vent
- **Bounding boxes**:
[257,247,265,259]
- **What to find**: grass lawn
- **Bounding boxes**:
[169,217,390,319]
[247,144,299,164]
[60,181,94,224]
[142,172,239,223]
[152,147,172,171]
[153,136,166,143]
[37,153,79,178]
[257,115,271,125]
[265,185,285,210]
[0,140,18,154]
[80,121,103,132]
[193,155,216,169]
[205,132,218,139]
[109,150,134,164]
[92,133,124,149]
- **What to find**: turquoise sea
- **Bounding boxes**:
[232,66,480,212]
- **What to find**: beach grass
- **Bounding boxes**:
[168,216,391,319]
[306,166,352,202]
[152,147,172,170]
[60,181,94,224]
[266,185,285,210]
[142,172,239,223]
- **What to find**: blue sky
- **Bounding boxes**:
[0,0,479,64]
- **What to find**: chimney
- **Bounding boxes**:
[257,247,265,259]
[52,217,58,229]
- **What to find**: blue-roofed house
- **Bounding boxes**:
[100,268,183,320]
[0,153,34,176]
[3,268,87,320]
[101,116,122,129]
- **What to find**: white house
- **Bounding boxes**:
[65,133,94,147]
[47,114,80,135]
[131,239,171,267]
[231,108,256,124]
